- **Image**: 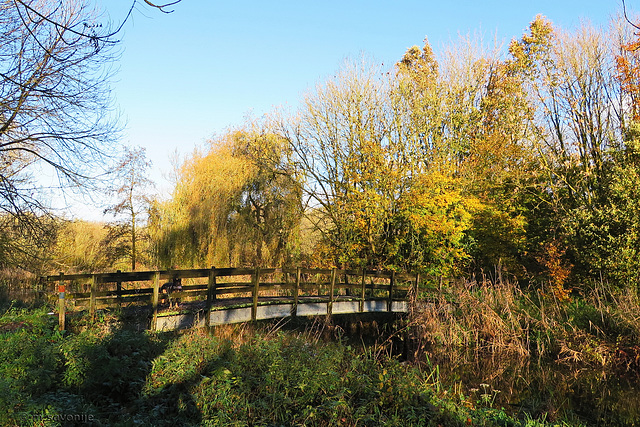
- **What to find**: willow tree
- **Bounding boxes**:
[150,121,303,268]
[149,141,247,268]
[227,128,303,266]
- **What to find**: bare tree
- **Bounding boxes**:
[0,0,180,270]
[0,0,121,222]
[104,146,153,271]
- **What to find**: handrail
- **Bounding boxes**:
[45,267,406,284]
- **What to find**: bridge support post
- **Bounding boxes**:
[328,268,336,317]
[388,271,395,312]
[90,274,97,321]
[116,270,122,307]
[360,269,366,312]
[58,273,65,331]
[292,267,300,317]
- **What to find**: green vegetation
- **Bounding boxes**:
[149,125,303,269]
[0,306,605,426]
[4,10,640,291]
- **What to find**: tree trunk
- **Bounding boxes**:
[131,209,137,271]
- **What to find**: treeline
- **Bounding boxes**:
[149,15,640,293]
[4,14,640,295]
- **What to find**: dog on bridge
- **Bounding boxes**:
[160,277,183,309]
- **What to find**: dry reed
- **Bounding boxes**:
[409,275,640,373]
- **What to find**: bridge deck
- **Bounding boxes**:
[154,296,408,331]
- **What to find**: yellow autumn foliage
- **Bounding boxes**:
[149,122,303,268]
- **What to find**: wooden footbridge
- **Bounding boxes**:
[47,267,420,332]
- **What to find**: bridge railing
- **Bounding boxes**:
[47,267,420,331]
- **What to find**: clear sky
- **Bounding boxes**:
[71,0,624,220]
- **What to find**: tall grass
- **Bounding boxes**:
[410,277,640,374]
[3,275,638,425]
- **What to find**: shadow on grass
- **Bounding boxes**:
[59,311,211,426]
[0,308,201,426]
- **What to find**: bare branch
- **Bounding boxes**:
[143,0,181,13]
[0,0,121,228]
[13,0,134,45]
[622,0,640,32]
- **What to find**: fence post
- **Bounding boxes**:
[344,272,351,297]
[360,269,366,312]
[116,270,122,307]
[292,267,301,317]
[152,271,160,331]
[206,266,216,328]
[251,267,260,321]
[58,273,65,331]
[388,271,395,312]
[328,268,336,317]
[89,274,97,321]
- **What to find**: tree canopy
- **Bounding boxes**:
[145,13,640,290]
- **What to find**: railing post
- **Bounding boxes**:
[58,272,65,332]
[344,272,351,297]
[328,268,336,317]
[206,266,217,328]
[251,267,260,321]
[116,270,122,307]
[292,267,300,317]
[90,274,97,321]
[360,269,366,312]
[388,271,395,312]
[152,271,160,331]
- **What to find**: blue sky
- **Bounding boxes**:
[73,0,623,220]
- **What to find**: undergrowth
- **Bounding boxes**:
[0,305,587,426]
[2,279,639,425]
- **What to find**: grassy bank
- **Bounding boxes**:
[0,305,587,427]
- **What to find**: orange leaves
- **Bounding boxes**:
[616,37,640,121]
[536,240,573,302]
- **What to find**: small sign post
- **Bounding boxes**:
[58,273,65,331]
